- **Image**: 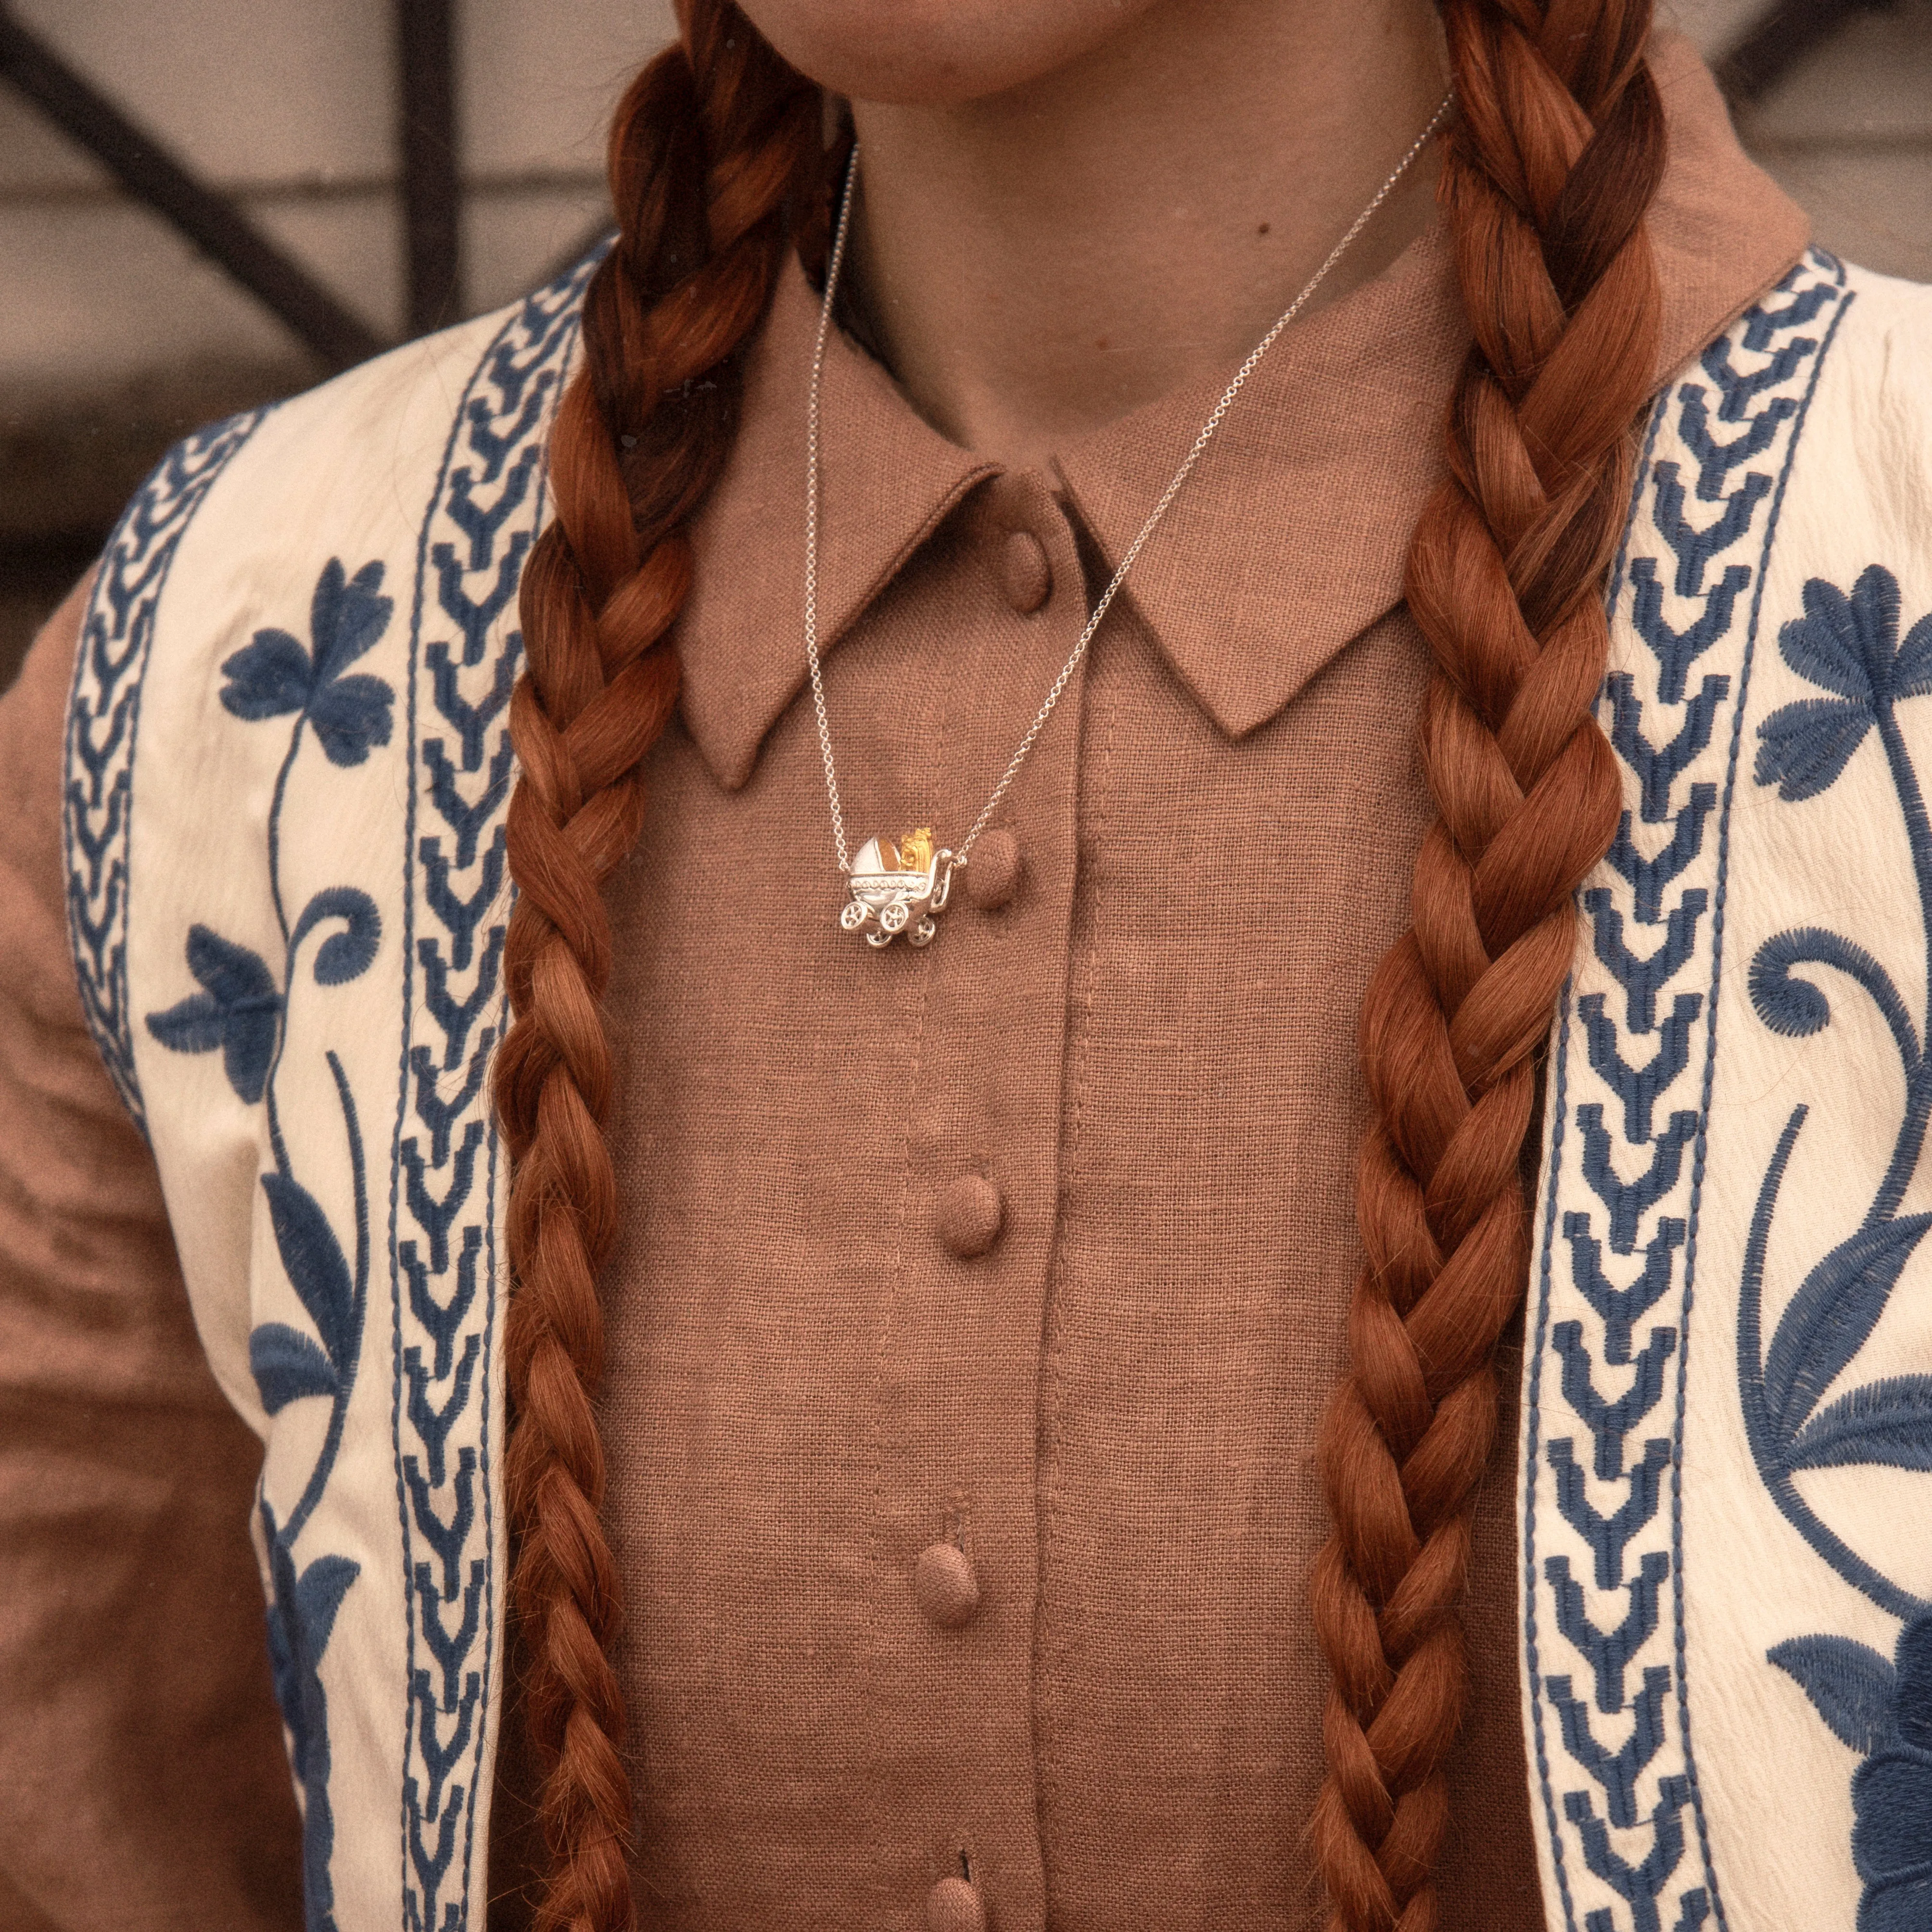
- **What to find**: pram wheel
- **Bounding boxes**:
[908,918,937,948]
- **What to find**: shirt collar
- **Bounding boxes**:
[676,31,1808,784]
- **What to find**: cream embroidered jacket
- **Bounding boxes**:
[61,246,1932,1932]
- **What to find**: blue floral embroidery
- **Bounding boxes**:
[1768,1614,1932,1928]
[1741,564,1932,1929]
[255,1043,370,1932]
[145,924,283,1103]
[1850,1614,1932,1928]
[221,557,396,766]
[1755,572,1932,803]
[144,557,392,1932]
[107,261,592,1931]
[264,1524,360,1927]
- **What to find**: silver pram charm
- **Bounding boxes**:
[840,828,954,949]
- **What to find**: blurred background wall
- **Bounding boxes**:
[1,0,1928,689]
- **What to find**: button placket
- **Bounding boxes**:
[857,467,1090,1932]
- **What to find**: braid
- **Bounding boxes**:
[494,6,822,1925]
[1310,4,1665,1927]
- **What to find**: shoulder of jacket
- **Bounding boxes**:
[1835,254,1932,385]
[1840,254,1932,331]
[160,254,598,579]
[1822,257,1932,557]
[260,299,522,459]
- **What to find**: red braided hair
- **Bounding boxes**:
[493,5,822,1925]
[1311,3,1664,1927]
[495,2,1666,1924]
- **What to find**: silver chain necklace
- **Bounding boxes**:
[808,96,1452,950]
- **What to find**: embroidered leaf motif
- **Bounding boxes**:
[1787,1377,1932,1473]
[1764,1214,1932,1440]
[219,627,312,720]
[1756,568,1920,802]
[183,923,276,1009]
[143,923,281,1104]
[290,886,381,986]
[261,1170,356,1370]
[1781,569,1897,703]
[143,997,225,1055]
[1755,697,1873,802]
[309,557,393,679]
[295,1551,359,1656]
[218,558,395,766]
[261,1519,357,1769]
[263,1524,302,1760]
[263,1515,358,1931]
[1769,1633,1896,1752]
[307,673,394,767]
[249,1322,339,1414]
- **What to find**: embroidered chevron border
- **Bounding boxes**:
[64,408,274,1131]
[1523,247,1852,1932]
[390,256,594,1932]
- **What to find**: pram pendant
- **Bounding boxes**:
[839,828,956,949]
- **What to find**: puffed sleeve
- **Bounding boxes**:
[0,576,302,1928]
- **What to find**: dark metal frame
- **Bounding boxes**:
[396,0,462,335]
[0,0,466,369]
[1715,0,1885,101]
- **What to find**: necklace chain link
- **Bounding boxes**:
[806,92,1453,922]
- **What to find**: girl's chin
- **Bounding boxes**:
[732,0,1169,107]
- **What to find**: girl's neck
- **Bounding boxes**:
[844,0,1450,469]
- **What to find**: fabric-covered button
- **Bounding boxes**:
[963,828,1020,912]
[926,1875,987,1932]
[914,1541,980,1628]
[937,1173,1003,1258]
[998,529,1052,613]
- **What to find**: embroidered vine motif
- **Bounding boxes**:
[64,408,272,1128]
[392,256,593,1932]
[1742,565,1932,1932]
[1524,247,1851,1932]
[144,556,394,1932]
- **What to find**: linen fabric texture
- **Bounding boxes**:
[0,35,1824,1932]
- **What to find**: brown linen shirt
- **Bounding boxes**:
[0,37,1805,1932]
